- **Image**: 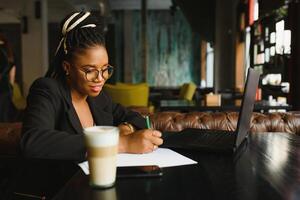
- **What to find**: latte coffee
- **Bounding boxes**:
[84,126,119,188]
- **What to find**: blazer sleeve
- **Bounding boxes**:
[20,78,86,162]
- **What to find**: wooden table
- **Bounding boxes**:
[1,132,300,200]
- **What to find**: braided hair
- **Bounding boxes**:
[46,11,106,80]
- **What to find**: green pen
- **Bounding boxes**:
[145,116,151,129]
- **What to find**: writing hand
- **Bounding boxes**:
[119,129,163,154]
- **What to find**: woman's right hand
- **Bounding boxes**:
[119,129,163,154]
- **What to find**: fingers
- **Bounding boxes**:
[149,135,163,146]
[144,130,163,146]
[142,129,162,138]
[127,129,163,154]
[152,130,162,137]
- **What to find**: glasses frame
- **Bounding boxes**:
[78,65,114,82]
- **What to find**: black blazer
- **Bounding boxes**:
[20,78,146,161]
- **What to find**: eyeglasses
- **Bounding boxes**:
[79,65,114,82]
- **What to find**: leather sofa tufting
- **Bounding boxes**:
[149,111,300,135]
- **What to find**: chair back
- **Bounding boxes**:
[179,82,197,101]
[103,83,149,107]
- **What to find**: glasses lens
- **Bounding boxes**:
[102,66,114,79]
[86,70,99,81]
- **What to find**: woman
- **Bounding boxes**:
[20,11,163,161]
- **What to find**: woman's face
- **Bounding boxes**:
[64,45,109,98]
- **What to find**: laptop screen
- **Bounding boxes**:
[235,68,260,147]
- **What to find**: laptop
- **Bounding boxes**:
[161,68,260,153]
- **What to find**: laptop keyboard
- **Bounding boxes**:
[190,130,235,146]
[162,128,236,150]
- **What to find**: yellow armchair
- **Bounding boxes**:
[179,82,197,101]
[103,83,149,107]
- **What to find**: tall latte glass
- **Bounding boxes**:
[84,126,119,188]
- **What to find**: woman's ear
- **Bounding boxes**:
[62,61,71,76]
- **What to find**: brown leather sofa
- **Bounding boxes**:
[150,111,300,134]
[1,112,300,156]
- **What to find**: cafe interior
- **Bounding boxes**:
[1,0,300,199]
[0,0,300,113]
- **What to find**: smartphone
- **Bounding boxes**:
[117,165,163,178]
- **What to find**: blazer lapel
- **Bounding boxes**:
[58,79,83,134]
[87,96,113,126]
[66,106,83,134]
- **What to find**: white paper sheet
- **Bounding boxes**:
[78,148,197,175]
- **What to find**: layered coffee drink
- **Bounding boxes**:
[84,126,119,188]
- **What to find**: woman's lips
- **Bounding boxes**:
[90,85,102,92]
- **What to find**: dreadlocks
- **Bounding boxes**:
[46,11,106,80]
